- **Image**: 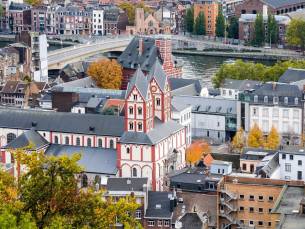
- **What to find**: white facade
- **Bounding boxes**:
[172,105,192,146]
[92,10,104,35]
[33,34,48,83]
[279,151,304,181]
[71,105,86,114]
[249,105,302,138]
[210,160,232,175]
[219,87,239,100]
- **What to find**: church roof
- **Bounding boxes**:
[126,68,150,100]
[148,60,167,92]
[119,118,184,145]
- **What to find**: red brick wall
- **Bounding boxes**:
[234,0,272,17]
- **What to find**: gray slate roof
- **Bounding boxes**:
[45,144,117,174]
[263,0,305,9]
[278,68,305,84]
[145,191,173,218]
[118,37,159,71]
[126,68,150,100]
[106,178,148,192]
[119,119,184,145]
[179,213,204,229]
[148,60,167,92]
[256,153,279,178]
[221,79,261,91]
[169,78,202,95]
[86,97,104,109]
[4,129,49,150]
[0,108,124,137]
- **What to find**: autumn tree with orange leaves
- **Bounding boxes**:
[186,140,211,166]
[87,59,122,89]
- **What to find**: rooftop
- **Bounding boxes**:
[145,191,173,219]
[106,178,148,192]
[278,68,305,84]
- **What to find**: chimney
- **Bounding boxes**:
[263,5,268,17]
[139,38,144,56]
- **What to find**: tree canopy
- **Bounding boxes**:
[231,128,246,153]
[264,126,280,150]
[267,14,278,45]
[227,16,239,39]
[186,140,211,166]
[87,59,122,89]
[0,149,141,229]
[247,123,264,148]
[215,8,225,37]
[194,12,206,35]
[286,19,305,53]
[252,13,265,46]
[25,0,42,6]
[212,59,305,88]
[185,6,194,33]
[119,2,151,25]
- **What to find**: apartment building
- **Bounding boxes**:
[217,175,304,229]
[8,2,31,33]
[92,9,104,35]
[194,0,219,36]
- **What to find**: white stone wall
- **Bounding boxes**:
[92,10,104,35]
[279,151,305,181]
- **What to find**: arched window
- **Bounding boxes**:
[76,137,81,146]
[156,98,161,106]
[126,147,130,154]
[7,133,16,144]
[129,122,134,130]
[129,107,133,115]
[138,107,142,115]
[110,139,114,148]
[54,136,59,144]
[98,139,103,147]
[138,123,143,131]
[132,167,138,177]
[81,174,88,187]
[87,138,92,147]
[65,136,69,145]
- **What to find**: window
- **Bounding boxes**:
[242,164,247,171]
[290,155,294,160]
[158,220,162,227]
[258,196,263,201]
[133,94,137,101]
[229,90,232,96]
[273,108,279,117]
[7,133,16,143]
[240,206,244,211]
[282,154,286,159]
[132,167,137,177]
[293,109,299,119]
[126,147,130,154]
[94,175,101,185]
[285,163,291,172]
[129,122,134,130]
[76,137,81,146]
[164,220,169,227]
[249,207,254,213]
[138,123,143,131]
[156,98,161,106]
[268,222,272,227]
[65,136,69,145]
[264,96,268,103]
[254,95,258,103]
[258,221,263,226]
[138,107,142,115]
[249,195,254,201]
[298,160,302,166]
[98,139,102,147]
[259,208,263,213]
[298,171,302,180]
[263,108,268,117]
[273,96,278,104]
[284,97,288,104]
[135,210,141,219]
[249,220,254,226]
[269,196,274,201]
[148,220,154,226]
[253,108,257,116]
[129,106,133,115]
[283,109,289,118]
[81,174,88,188]
[240,194,244,199]
[110,140,114,148]
[295,97,299,105]
[87,138,92,147]
[54,136,59,144]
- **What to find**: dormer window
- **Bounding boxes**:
[284,97,288,105]
[264,96,268,103]
[133,94,137,101]
[295,97,298,105]
[273,96,278,104]
[254,95,258,103]
[129,106,133,115]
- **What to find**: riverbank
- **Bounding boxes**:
[173,49,304,61]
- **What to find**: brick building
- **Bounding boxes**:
[8,2,31,33]
[194,1,219,37]
[103,6,128,35]
[235,0,305,17]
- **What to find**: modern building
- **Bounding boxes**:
[210,160,232,175]
[92,9,104,35]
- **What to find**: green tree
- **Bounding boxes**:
[247,123,264,148]
[286,19,305,53]
[267,14,278,45]
[194,12,206,35]
[215,7,225,37]
[119,2,151,25]
[0,4,4,17]
[185,6,194,33]
[24,0,42,6]
[253,13,265,46]
[227,16,239,39]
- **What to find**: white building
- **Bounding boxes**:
[171,100,192,146]
[32,33,48,83]
[92,9,104,35]
[210,160,232,175]
[279,150,304,181]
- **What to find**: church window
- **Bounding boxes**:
[65,136,69,145]
[87,138,92,147]
[126,147,130,154]
[98,139,103,147]
[138,107,142,115]
[156,98,161,106]
[132,167,138,177]
[138,123,143,131]
[7,133,16,144]
[54,136,59,144]
[133,94,137,101]
[76,137,81,146]
[129,122,134,130]
[110,140,114,148]
[129,107,133,115]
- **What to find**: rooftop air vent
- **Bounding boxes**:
[31,121,37,127]
[155,204,162,209]
[89,126,95,132]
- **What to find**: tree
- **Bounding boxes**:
[227,16,239,39]
[87,59,122,89]
[24,0,42,6]
[247,123,264,148]
[232,128,246,153]
[185,6,194,33]
[265,126,280,150]
[0,4,4,17]
[119,2,151,25]
[0,149,141,229]
[194,12,206,35]
[252,13,265,47]
[286,19,305,53]
[186,140,211,166]
[267,14,278,45]
[215,8,225,37]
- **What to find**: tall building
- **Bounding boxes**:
[92,9,104,35]
[194,1,219,36]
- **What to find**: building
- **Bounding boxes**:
[8,2,31,33]
[278,149,305,181]
[193,1,219,36]
[239,82,303,145]
[172,96,237,143]
[92,9,104,35]
[217,175,304,229]
[240,148,272,173]
[210,160,232,175]
[239,13,290,45]
[103,6,128,35]
[0,46,20,83]
[235,0,305,17]
[221,0,244,17]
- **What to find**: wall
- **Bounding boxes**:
[279,151,305,181]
